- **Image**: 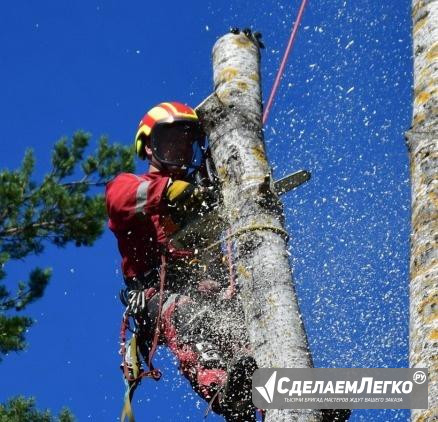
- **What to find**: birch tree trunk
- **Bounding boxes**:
[406,1,438,420]
[197,31,322,422]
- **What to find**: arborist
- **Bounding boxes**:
[105,101,257,421]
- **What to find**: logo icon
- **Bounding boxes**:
[255,371,277,404]
[413,371,426,384]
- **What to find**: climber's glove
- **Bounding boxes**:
[166,180,202,211]
[165,180,213,228]
[166,180,194,203]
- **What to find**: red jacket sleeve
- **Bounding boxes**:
[105,173,169,231]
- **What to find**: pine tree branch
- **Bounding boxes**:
[0,221,57,237]
[0,132,133,362]
[61,180,107,188]
[0,288,30,311]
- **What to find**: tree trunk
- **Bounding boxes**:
[406,1,438,421]
[197,32,322,422]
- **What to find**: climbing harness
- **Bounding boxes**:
[120,254,167,422]
[120,312,161,422]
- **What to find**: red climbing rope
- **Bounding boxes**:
[263,0,309,125]
[148,253,167,370]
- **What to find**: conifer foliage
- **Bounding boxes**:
[0,396,74,422]
[0,131,134,359]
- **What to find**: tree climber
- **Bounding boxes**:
[105,101,257,421]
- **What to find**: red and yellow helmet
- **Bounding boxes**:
[135,102,202,162]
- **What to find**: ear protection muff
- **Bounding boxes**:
[135,135,147,160]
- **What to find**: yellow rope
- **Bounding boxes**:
[205,223,289,251]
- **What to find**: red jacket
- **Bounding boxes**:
[105,171,190,279]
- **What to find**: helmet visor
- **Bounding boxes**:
[151,121,205,168]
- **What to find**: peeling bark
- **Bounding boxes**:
[197,32,322,422]
[406,1,438,420]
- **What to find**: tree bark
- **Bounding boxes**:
[197,32,322,422]
[406,1,438,420]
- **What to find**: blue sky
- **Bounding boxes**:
[0,1,412,421]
